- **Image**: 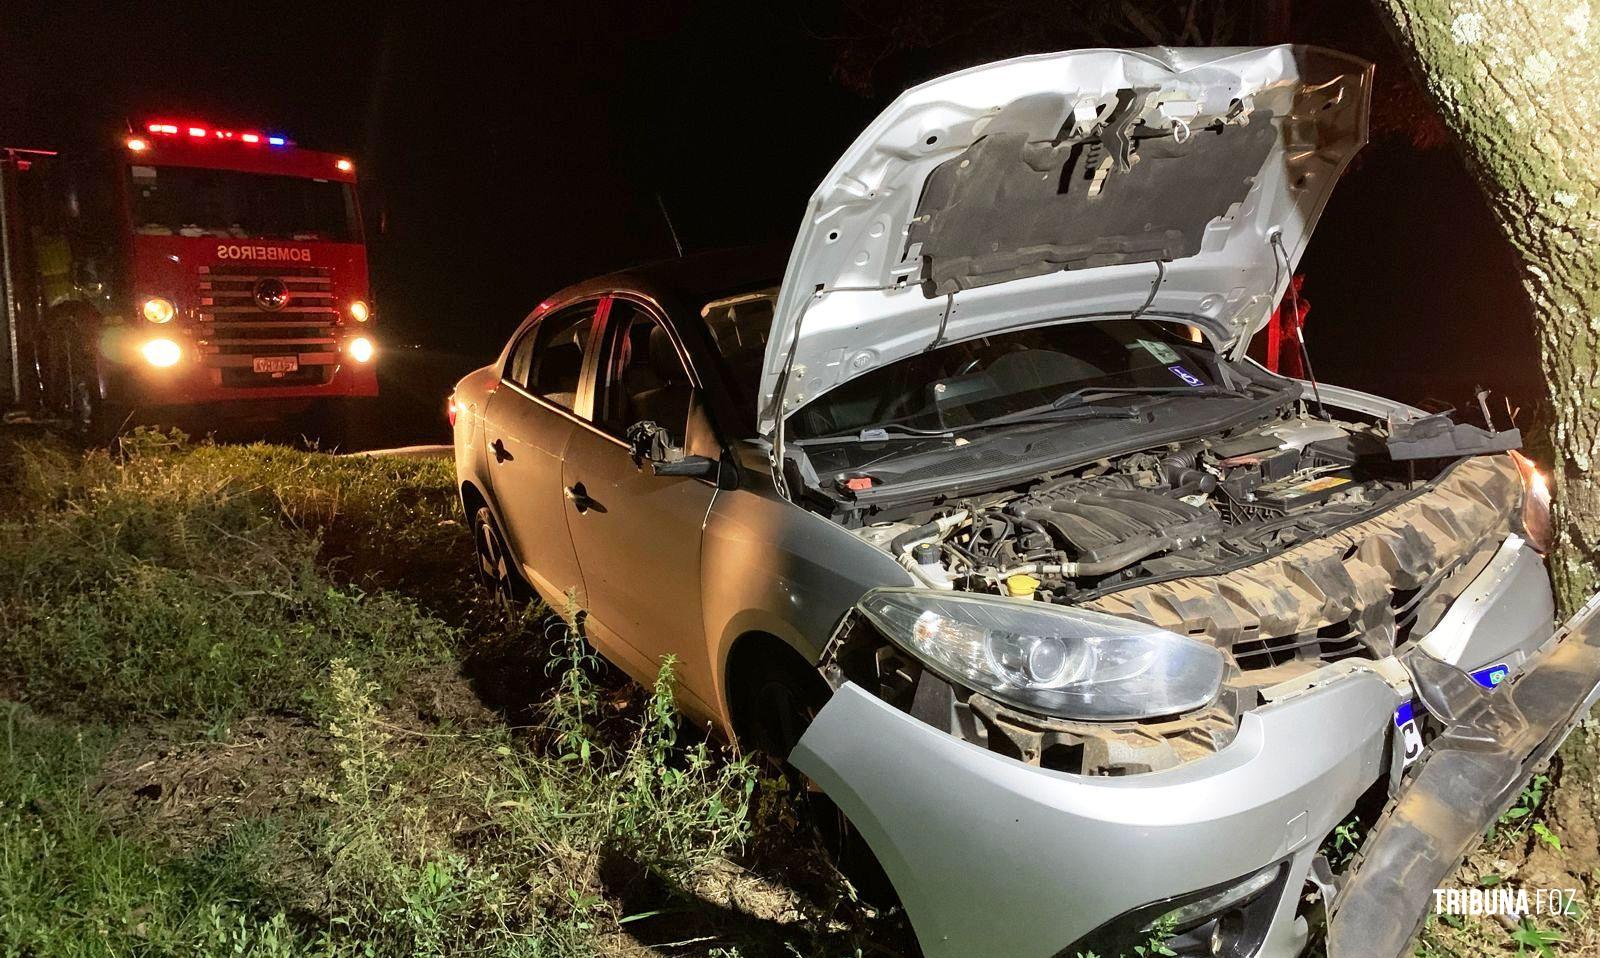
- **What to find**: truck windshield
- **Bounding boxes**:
[126,165,359,242]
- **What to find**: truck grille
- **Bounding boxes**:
[196,265,340,386]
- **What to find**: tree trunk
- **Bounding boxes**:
[1371,0,1600,613]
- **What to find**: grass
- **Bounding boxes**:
[30,427,1596,957]
[0,430,904,957]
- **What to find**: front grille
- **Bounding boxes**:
[1233,565,1458,672]
[1233,625,1365,671]
[195,265,340,387]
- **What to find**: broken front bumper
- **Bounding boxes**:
[792,667,1399,957]
[1328,591,1600,958]
[792,551,1597,958]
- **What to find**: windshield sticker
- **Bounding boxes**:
[1136,338,1181,364]
[1167,365,1205,387]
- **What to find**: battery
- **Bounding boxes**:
[1252,471,1356,512]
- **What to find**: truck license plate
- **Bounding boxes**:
[253,356,298,374]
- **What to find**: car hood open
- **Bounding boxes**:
[759,45,1372,436]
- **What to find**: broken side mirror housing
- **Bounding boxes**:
[624,419,719,480]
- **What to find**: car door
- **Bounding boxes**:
[482,299,604,610]
[559,297,722,719]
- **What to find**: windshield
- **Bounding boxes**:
[700,288,776,406]
[788,319,1222,439]
[126,164,360,242]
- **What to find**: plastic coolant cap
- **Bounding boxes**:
[1004,573,1042,598]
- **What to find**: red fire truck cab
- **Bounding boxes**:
[1,119,377,435]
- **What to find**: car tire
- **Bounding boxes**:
[733,654,900,906]
[471,505,522,618]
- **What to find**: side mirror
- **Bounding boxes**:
[624,420,719,480]
[70,262,104,297]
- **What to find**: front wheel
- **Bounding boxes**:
[471,505,522,619]
[44,326,125,444]
[732,655,898,905]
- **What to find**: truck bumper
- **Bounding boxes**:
[791,539,1587,958]
[111,353,378,407]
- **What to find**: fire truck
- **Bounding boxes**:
[0,120,377,437]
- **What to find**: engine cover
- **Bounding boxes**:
[1012,482,1223,564]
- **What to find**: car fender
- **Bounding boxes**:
[1242,361,1428,421]
[452,365,498,516]
[701,484,912,727]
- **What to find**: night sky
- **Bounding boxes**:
[3,1,1544,416]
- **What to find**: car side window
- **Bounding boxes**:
[594,303,693,445]
[507,302,597,411]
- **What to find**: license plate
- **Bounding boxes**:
[253,356,298,374]
[1392,663,1512,772]
[1395,701,1425,768]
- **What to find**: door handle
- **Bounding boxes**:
[564,482,594,513]
[491,438,513,463]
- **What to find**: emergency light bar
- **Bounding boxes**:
[143,121,293,147]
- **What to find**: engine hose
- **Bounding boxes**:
[1000,535,1172,579]
[889,509,970,555]
[1168,473,1219,499]
[1160,444,1208,487]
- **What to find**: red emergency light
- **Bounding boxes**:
[142,121,290,147]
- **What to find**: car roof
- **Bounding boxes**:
[584,245,785,311]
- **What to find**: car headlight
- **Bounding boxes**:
[857,589,1225,721]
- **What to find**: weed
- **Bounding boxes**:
[1510,918,1564,957]
[0,435,882,957]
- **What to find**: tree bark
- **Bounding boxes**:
[1371,0,1600,612]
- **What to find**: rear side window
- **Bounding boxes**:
[507,302,597,411]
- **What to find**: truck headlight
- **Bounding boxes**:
[142,297,175,324]
[857,589,1224,721]
[347,336,374,363]
[141,338,182,368]
[348,299,370,322]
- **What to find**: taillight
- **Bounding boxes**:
[447,396,459,427]
[1509,450,1553,554]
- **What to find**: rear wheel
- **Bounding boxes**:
[471,505,521,618]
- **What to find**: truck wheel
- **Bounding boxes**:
[72,371,130,445]
[41,313,125,445]
[471,506,522,618]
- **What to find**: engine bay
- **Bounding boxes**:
[851,414,1422,601]
[822,406,1528,775]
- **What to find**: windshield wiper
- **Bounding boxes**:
[794,405,1145,445]
[957,384,1250,433]
[1047,384,1249,410]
